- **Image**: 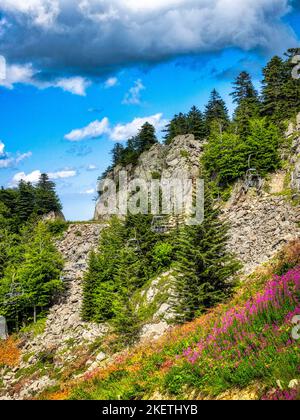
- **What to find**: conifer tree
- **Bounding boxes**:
[204,89,230,134]
[17,181,35,223]
[136,122,158,153]
[187,106,207,141]
[111,143,125,166]
[174,185,240,322]
[164,113,189,144]
[231,72,260,138]
[261,56,287,121]
[35,173,62,215]
[18,222,63,322]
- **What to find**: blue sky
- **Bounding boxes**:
[0,1,299,220]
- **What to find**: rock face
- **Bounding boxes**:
[223,194,300,274]
[94,134,204,220]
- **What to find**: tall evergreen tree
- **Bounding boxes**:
[35,173,62,215]
[187,106,207,141]
[261,56,287,121]
[16,181,35,223]
[231,72,260,138]
[136,122,158,153]
[164,113,189,144]
[174,185,240,322]
[204,89,230,134]
[111,143,125,166]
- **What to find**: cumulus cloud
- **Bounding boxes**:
[64,118,110,141]
[0,62,91,95]
[11,168,77,185]
[110,113,167,141]
[0,141,32,169]
[64,113,167,142]
[122,79,145,105]
[0,0,297,81]
[104,77,118,88]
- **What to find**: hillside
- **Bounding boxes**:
[1,113,300,400]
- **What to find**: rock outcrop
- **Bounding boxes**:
[94,134,204,220]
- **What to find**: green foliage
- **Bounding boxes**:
[204,89,230,135]
[110,122,158,168]
[0,221,64,331]
[35,173,62,215]
[203,118,283,190]
[174,185,240,322]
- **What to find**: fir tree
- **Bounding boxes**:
[204,89,230,134]
[164,113,189,144]
[16,181,35,223]
[136,122,158,153]
[231,72,260,138]
[174,185,240,322]
[187,106,207,141]
[35,173,62,215]
[111,143,125,166]
[18,222,63,322]
[261,56,287,121]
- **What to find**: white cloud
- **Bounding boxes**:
[80,188,95,195]
[0,141,5,155]
[0,141,32,169]
[122,79,145,105]
[54,77,91,96]
[0,62,91,96]
[87,164,98,171]
[64,113,167,142]
[104,77,118,88]
[48,170,77,179]
[64,118,110,141]
[110,113,167,141]
[12,170,42,184]
[11,168,77,185]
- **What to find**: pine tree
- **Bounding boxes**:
[17,181,35,223]
[111,143,125,166]
[164,113,189,144]
[231,72,260,138]
[204,89,230,134]
[261,56,287,121]
[35,173,62,215]
[81,251,100,321]
[136,122,158,153]
[174,185,240,322]
[187,106,207,141]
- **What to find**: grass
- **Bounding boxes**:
[40,240,300,401]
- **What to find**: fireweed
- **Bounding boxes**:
[45,256,300,401]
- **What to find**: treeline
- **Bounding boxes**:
[0,175,64,330]
[102,49,299,193]
[0,173,62,232]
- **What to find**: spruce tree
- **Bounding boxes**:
[111,143,125,166]
[35,173,62,215]
[136,122,158,153]
[204,89,230,134]
[261,56,287,121]
[17,181,35,223]
[174,185,240,322]
[231,72,260,138]
[18,222,63,323]
[164,113,189,144]
[187,106,207,141]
